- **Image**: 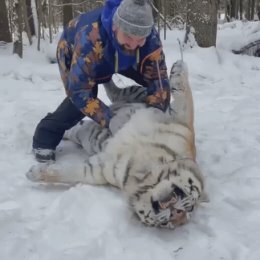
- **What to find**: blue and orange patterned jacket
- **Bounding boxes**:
[57,0,170,128]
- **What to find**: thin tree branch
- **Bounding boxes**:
[51,1,103,8]
[151,2,172,30]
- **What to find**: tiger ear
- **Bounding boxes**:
[199,191,210,203]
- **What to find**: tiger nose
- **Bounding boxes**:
[171,210,188,226]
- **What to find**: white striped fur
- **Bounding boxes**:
[27,61,205,229]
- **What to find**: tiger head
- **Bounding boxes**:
[128,159,204,229]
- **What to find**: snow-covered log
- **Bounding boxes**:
[233,39,260,57]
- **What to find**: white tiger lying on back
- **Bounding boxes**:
[27,61,205,229]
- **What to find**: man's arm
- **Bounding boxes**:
[67,23,112,128]
[140,40,170,112]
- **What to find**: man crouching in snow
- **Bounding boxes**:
[32,0,170,163]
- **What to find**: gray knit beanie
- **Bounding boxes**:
[113,0,154,37]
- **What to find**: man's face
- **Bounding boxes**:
[113,25,146,54]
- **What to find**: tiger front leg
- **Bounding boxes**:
[64,120,111,156]
[103,79,146,103]
[26,155,108,186]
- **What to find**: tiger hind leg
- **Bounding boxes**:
[63,120,111,156]
[26,154,107,185]
[170,60,196,158]
[170,60,194,133]
[27,120,109,185]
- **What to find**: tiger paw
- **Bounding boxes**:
[26,163,56,183]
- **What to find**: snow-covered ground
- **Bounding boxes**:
[1,21,260,260]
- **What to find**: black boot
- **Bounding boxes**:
[33,148,56,163]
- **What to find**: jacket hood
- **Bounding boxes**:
[101,0,122,37]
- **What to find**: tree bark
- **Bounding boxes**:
[163,0,166,40]
[26,0,36,35]
[225,0,230,21]
[63,0,73,27]
[36,0,44,50]
[13,0,23,58]
[251,0,256,20]
[0,0,12,42]
[31,0,38,36]
[239,0,243,19]
[230,0,238,19]
[22,0,33,45]
[187,0,218,47]
[48,0,53,43]
[246,0,252,19]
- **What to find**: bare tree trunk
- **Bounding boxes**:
[36,0,43,51]
[41,0,48,28]
[167,0,175,17]
[7,0,14,36]
[239,0,243,19]
[246,0,252,19]
[48,0,53,43]
[158,1,162,37]
[26,0,36,36]
[0,0,12,42]
[230,0,238,19]
[251,0,256,20]
[163,0,166,40]
[187,0,218,47]
[31,0,38,36]
[52,3,58,34]
[226,0,231,21]
[22,0,33,45]
[13,0,23,58]
[63,0,73,27]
